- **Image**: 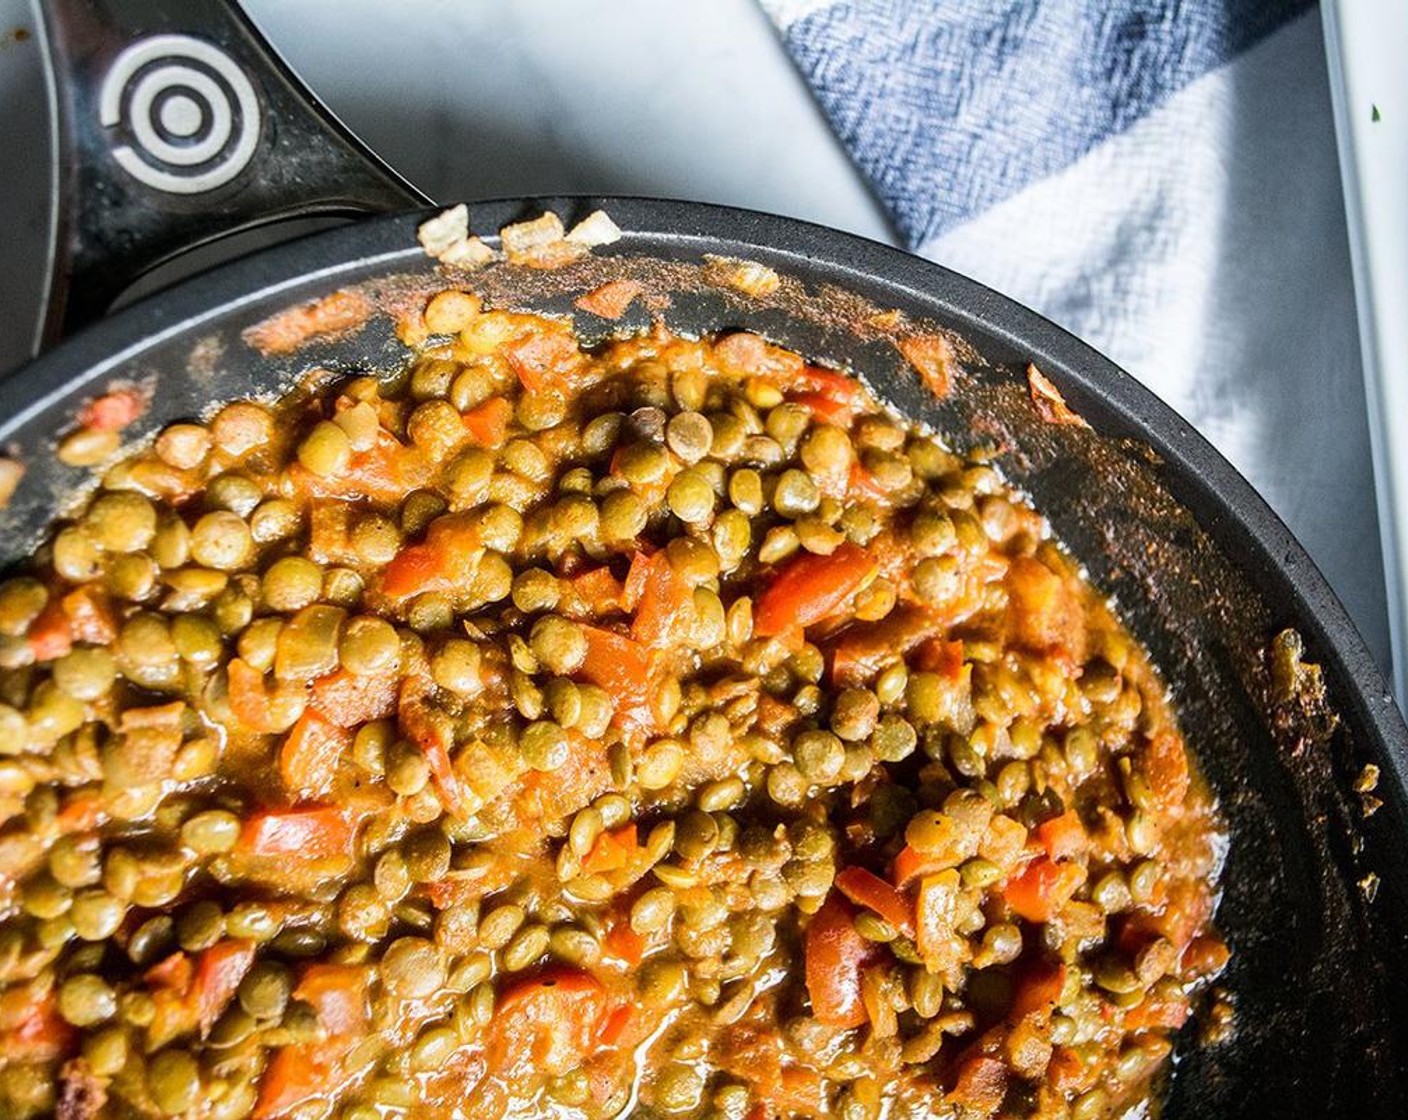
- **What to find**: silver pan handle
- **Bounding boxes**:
[35,0,430,348]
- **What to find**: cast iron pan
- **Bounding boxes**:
[6,1,1408,1115]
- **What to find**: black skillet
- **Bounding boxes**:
[6,1,1408,1115]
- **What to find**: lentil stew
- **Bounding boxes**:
[0,286,1227,1119]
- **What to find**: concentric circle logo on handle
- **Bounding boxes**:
[99,34,262,195]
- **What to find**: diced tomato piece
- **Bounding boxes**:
[55,790,107,834]
[829,606,940,686]
[795,364,864,404]
[717,1022,829,1117]
[487,968,611,1078]
[294,964,368,1037]
[602,922,646,968]
[892,843,955,888]
[788,391,855,427]
[462,396,513,447]
[380,546,444,601]
[279,711,350,799]
[631,551,693,650]
[570,566,625,616]
[382,515,481,605]
[194,940,256,1034]
[577,626,657,738]
[142,953,198,1050]
[145,951,194,992]
[754,542,877,638]
[502,330,580,391]
[713,332,804,378]
[238,807,354,860]
[1047,1045,1090,1093]
[399,694,467,816]
[4,987,76,1062]
[226,659,287,734]
[916,870,965,973]
[61,586,116,643]
[804,894,874,1028]
[912,637,964,679]
[381,513,481,600]
[310,668,399,727]
[621,550,653,611]
[27,598,72,662]
[1002,858,1086,923]
[1122,992,1192,1032]
[289,432,430,505]
[254,1045,337,1119]
[580,824,640,876]
[754,693,798,739]
[1034,810,1087,861]
[1009,962,1067,1023]
[835,867,915,937]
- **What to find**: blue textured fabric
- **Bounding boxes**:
[775,0,1314,248]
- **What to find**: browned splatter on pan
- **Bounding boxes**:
[702,254,781,297]
[1267,627,1339,745]
[243,288,373,356]
[1027,362,1089,427]
[186,333,226,385]
[1355,763,1383,818]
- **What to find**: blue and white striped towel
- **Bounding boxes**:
[762,0,1390,668]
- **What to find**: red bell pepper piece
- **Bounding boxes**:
[1002,858,1086,923]
[26,598,72,662]
[399,693,467,816]
[502,330,579,391]
[580,824,640,875]
[754,542,877,639]
[381,513,481,600]
[631,551,692,649]
[279,710,350,799]
[1034,810,1087,861]
[570,565,625,615]
[1009,962,1067,1023]
[486,967,611,1078]
[461,396,513,447]
[294,963,368,1037]
[194,940,256,1034]
[804,894,874,1028]
[835,866,915,937]
[577,625,657,737]
[238,807,354,860]
[310,668,399,727]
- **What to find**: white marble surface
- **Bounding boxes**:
[0,0,1392,676]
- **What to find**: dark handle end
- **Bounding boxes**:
[37,0,430,350]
